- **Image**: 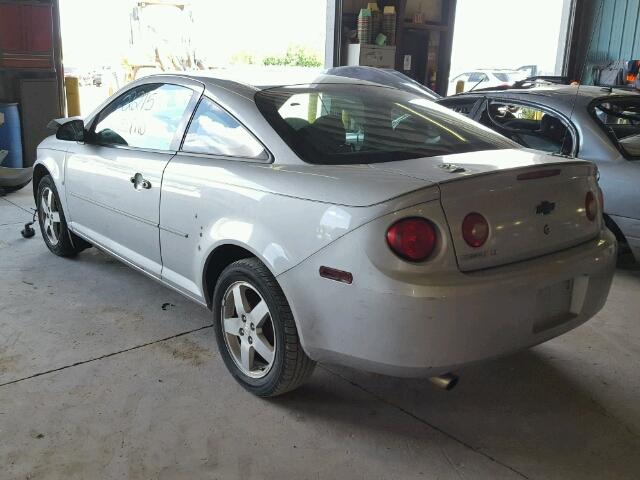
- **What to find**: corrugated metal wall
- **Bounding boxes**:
[577,0,640,82]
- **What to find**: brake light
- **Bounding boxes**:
[517,169,561,180]
[386,218,437,262]
[585,191,597,221]
[462,213,489,248]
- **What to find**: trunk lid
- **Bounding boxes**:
[370,149,601,271]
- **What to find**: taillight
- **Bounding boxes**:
[462,212,489,248]
[585,191,597,221]
[386,218,437,262]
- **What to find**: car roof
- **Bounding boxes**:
[138,71,394,103]
[448,84,639,111]
[469,84,636,100]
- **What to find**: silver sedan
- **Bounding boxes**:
[438,85,640,263]
[33,74,616,396]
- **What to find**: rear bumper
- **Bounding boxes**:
[278,228,617,377]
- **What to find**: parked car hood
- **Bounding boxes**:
[368,148,586,183]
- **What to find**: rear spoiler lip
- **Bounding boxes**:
[516,168,562,180]
[433,159,597,186]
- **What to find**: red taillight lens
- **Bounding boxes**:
[585,191,597,221]
[386,218,437,262]
[462,212,489,248]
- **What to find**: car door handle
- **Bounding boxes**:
[130,173,152,190]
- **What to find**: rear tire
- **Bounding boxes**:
[37,175,89,257]
[213,258,315,397]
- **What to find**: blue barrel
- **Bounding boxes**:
[0,103,23,168]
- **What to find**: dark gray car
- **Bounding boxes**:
[437,85,640,262]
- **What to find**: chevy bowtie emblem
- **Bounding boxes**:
[536,201,556,215]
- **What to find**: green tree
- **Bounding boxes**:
[263,45,322,67]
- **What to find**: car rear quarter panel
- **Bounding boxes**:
[158,154,441,305]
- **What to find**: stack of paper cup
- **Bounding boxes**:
[382,6,396,46]
[358,8,372,44]
[368,3,382,41]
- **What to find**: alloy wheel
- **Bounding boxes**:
[39,187,61,246]
[221,281,276,378]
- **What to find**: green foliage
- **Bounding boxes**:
[230,51,256,65]
[263,45,322,67]
[519,107,539,120]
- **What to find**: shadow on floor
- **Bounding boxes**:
[276,348,640,479]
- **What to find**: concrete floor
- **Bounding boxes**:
[1,185,639,480]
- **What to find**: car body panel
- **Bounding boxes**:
[158,152,441,304]
[368,147,582,182]
[66,145,176,276]
[278,207,616,376]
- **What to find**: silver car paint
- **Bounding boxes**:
[441,85,640,260]
[33,75,617,377]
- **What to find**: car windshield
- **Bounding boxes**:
[255,84,515,165]
[592,97,640,159]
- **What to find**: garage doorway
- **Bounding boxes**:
[58,0,328,115]
[448,0,572,95]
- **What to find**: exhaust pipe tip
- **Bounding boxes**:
[429,373,459,391]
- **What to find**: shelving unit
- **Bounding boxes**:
[0,1,55,71]
[403,21,449,32]
[338,0,457,96]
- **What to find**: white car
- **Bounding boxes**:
[33,74,616,396]
[448,69,527,96]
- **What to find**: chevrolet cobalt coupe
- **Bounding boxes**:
[34,74,616,396]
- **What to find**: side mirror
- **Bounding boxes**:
[47,117,85,142]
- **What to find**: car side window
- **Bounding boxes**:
[92,83,194,151]
[182,97,268,159]
[480,100,574,156]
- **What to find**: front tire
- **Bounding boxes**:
[213,258,315,397]
[37,175,89,257]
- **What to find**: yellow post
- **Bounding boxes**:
[65,76,81,117]
[455,80,465,94]
[308,93,318,123]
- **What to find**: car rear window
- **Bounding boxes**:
[255,84,515,165]
[592,97,640,159]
